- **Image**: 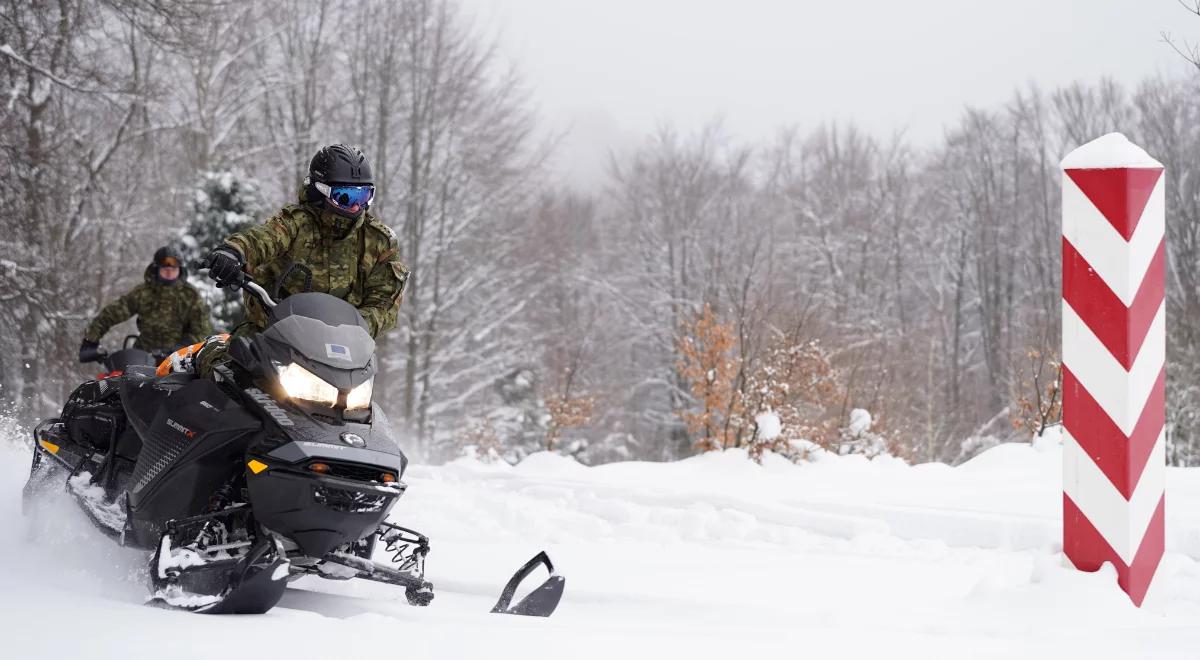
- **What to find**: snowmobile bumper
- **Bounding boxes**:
[246,457,405,559]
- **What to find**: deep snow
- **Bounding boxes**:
[4,424,1200,659]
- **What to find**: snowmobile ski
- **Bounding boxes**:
[491,551,566,617]
[148,509,290,614]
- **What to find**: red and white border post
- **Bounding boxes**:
[1061,133,1165,606]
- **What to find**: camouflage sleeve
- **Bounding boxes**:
[83,287,141,343]
[359,241,409,339]
[223,209,299,271]
[182,289,215,343]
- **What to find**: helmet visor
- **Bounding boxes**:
[315,182,374,214]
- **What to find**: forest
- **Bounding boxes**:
[4,0,1200,466]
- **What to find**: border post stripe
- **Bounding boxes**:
[1061,133,1166,607]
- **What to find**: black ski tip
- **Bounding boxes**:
[491,551,566,618]
[199,558,290,614]
[149,558,290,615]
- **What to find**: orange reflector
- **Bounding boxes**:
[247,459,268,474]
[39,439,60,455]
[380,472,396,483]
[308,463,331,474]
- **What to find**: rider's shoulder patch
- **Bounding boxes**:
[366,214,398,243]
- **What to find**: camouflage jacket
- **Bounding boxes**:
[84,266,214,351]
[223,193,408,338]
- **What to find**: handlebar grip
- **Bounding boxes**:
[198,267,277,310]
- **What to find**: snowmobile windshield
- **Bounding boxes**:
[262,293,375,371]
[255,292,377,411]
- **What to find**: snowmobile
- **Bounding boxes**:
[23,276,565,616]
[79,335,159,379]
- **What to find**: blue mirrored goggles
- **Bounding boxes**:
[314,182,375,213]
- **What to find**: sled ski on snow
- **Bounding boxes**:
[491,551,566,617]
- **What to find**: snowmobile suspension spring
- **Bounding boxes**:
[206,482,237,513]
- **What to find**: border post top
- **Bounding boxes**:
[1061,133,1163,171]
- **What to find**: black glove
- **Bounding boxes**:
[203,246,245,289]
[79,339,101,364]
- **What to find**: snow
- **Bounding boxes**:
[1060,132,1163,170]
[848,407,872,435]
[755,410,781,440]
[6,424,1200,658]
[67,471,126,533]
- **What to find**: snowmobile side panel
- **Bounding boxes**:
[125,378,261,546]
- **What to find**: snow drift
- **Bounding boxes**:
[4,422,1200,659]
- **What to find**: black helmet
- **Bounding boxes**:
[306,145,374,219]
[309,144,373,185]
[153,245,182,268]
[150,246,184,285]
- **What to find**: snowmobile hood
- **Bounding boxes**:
[261,292,375,371]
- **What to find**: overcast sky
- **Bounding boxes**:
[458,0,1197,188]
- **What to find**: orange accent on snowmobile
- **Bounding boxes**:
[157,334,230,376]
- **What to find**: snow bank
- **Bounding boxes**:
[1061,132,1163,169]
[5,420,1200,659]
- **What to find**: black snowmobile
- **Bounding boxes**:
[77,335,159,380]
[23,277,565,616]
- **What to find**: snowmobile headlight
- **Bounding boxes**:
[277,362,338,407]
[346,377,373,411]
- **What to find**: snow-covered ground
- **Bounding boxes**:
[4,422,1200,659]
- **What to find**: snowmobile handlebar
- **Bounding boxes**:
[240,277,277,311]
[198,268,277,310]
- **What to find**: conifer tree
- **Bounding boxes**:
[178,171,267,330]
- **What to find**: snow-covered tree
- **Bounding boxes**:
[836,409,889,457]
[178,171,267,331]
[438,367,551,464]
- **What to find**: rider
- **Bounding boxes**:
[195,145,408,374]
[79,246,214,362]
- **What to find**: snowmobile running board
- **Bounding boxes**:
[491,551,565,617]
